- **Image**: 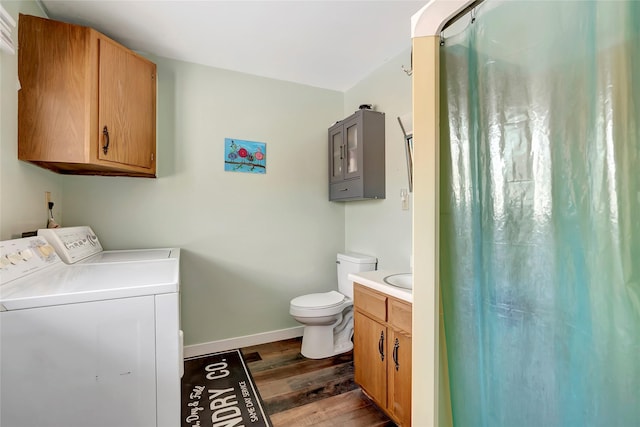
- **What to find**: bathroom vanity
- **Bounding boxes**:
[350,271,412,426]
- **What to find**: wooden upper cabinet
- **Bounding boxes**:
[18,14,157,177]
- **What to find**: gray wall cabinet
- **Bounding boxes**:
[328,109,385,201]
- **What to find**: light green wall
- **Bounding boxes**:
[61,57,345,345]
[1,0,414,347]
[0,0,63,240]
[344,48,413,271]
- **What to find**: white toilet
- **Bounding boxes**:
[290,252,377,359]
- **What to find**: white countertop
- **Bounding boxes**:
[349,270,413,303]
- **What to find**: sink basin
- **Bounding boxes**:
[383,273,413,290]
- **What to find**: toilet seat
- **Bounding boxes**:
[291,291,344,308]
[290,291,351,317]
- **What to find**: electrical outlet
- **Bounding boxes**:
[44,191,60,228]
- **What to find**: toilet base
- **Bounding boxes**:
[300,325,353,359]
[299,312,354,359]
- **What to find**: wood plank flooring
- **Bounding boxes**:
[241,337,395,427]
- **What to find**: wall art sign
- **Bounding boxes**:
[224,138,266,174]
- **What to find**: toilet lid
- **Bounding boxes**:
[291,291,346,309]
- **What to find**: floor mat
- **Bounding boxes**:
[182,349,272,427]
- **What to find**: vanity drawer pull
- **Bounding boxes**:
[378,330,385,361]
[393,337,400,371]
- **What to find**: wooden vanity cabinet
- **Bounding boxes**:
[18,14,157,177]
[353,283,412,426]
[353,288,388,409]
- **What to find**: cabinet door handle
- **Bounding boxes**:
[378,331,385,361]
[102,126,110,155]
[393,338,400,371]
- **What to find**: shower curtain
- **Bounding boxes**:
[439,1,640,426]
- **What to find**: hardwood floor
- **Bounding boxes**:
[241,337,395,427]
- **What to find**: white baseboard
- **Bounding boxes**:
[184,326,304,359]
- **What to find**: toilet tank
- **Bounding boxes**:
[337,252,377,298]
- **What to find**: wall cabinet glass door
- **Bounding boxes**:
[330,126,344,183]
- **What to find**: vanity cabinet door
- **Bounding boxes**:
[389,329,412,426]
[354,311,387,408]
[388,297,412,426]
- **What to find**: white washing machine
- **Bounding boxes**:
[0,229,182,427]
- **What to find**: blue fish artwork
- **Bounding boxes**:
[224,138,266,174]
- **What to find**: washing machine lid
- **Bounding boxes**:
[291,291,346,309]
[0,258,179,311]
[78,248,177,264]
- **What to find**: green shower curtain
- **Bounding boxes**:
[439,1,640,426]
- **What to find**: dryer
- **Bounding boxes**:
[0,232,181,427]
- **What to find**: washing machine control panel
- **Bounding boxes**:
[0,236,61,284]
[38,226,103,264]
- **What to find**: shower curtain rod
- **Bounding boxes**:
[441,0,484,32]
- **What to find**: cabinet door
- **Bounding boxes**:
[329,125,345,183]
[98,37,156,170]
[18,15,90,164]
[389,330,412,426]
[354,311,387,408]
[342,115,362,180]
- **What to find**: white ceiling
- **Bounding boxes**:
[39,0,426,92]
